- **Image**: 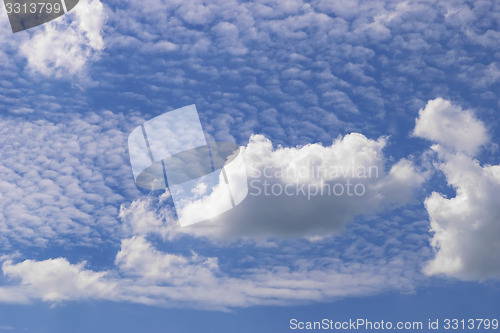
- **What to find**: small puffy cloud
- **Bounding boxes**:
[211,21,248,56]
[19,0,106,78]
[120,133,425,241]
[413,98,488,155]
[177,1,215,25]
[2,257,116,302]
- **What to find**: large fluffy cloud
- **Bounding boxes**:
[415,98,500,281]
[120,132,425,241]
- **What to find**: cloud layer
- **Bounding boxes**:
[0,111,137,249]
[0,234,419,309]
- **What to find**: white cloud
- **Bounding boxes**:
[0,0,497,311]
[413,98,488,155]
[2,257,116,302]
[130,253,411,309]
[416,99,500,281]
[18,0,106,78]
[115,236,218,284]
[0,235,417,309]
[211,22,248,56]
[120,133,424,241]
[0,111,135,248]
[423,147,500,281]
[0,287,30,305]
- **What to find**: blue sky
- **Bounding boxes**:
[0,0,499,332]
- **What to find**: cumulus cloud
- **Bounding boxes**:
[416,99,500,281]
[2,257,116,302]
[120,133,424,241]
[18,0,106,78]
[424,149,500,281]
[413,98,488,155]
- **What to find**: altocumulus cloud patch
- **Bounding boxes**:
[0,111,132,249]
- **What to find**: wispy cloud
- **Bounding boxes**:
[0,233,420,309]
